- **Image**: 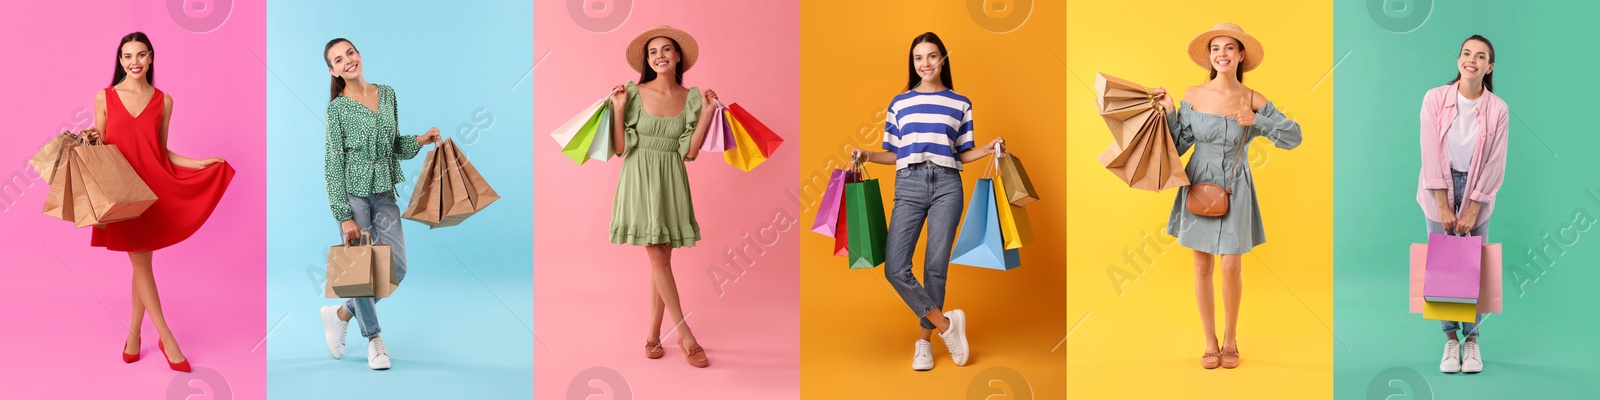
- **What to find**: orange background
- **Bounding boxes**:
[799,0,1065,397]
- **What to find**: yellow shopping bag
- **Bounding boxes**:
[722,108,768,172]
[1422,301,1477,323]
[992,154,1034,250]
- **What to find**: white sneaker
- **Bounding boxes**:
[320,306,349,359]
[1439,339,1461,373]
[1461,341,1483,373]
[937,309,970,366]
[367,337,391,370]
[912,340,934,371]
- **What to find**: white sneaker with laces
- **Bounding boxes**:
[1461,341,1483,373]
[320,306,349,359]
[1440,339,1461,373]
[937,309,970,366]
[368,337,391,370]
[912,340,934,371]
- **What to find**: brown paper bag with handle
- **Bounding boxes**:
[325,232,395,298]
[42,135,83,221]
[67,139,159,228]
[400,145,444,225]
[997,152,1039,207]
[405,139,497,228]
[30,131,78,181]
[446,139,498,214]
[1095,73,1190,192]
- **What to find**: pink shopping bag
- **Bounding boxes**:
[1410,242,1503,314]
[1422,233,1483,303]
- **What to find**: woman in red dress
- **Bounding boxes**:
[84,32,234,373]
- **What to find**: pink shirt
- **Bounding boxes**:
[1417,83,1509,228]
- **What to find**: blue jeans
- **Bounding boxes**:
[1426,170,1485,338]
[340,191,408,338]
[884,163,964,330]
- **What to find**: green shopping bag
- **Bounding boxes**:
[845,161,887,269]
[585,104,614,163]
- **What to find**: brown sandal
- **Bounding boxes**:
[1200,351,1221,369]
[1220,346,1240,369]
[645,340,664,359]
[679,339,709,368]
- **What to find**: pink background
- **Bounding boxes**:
[0,1,265,399]
[534,1,800,398]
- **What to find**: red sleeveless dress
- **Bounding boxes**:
[90,88,234,252]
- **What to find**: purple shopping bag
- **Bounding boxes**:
[1422,233,1483,303]
[811,168,850,237]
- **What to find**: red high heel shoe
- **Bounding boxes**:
[122,338,140,363]
[159,341,191,373]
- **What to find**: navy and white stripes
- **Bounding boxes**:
[883,89,975,170]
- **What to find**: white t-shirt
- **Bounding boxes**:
[1446,92,1480,172]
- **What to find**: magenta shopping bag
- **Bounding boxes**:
[811,168,850,237]
[1422,233,1483,303]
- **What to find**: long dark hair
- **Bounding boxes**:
[111,32,155,86]
[1206,37,1245,83]
[638,37,684,85]
[1448,35,1496,92]
[904,32,953,92]
[324,38,356,102]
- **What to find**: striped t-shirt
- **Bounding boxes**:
[883,89,975,170]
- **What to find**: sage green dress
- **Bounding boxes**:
[610,81,702,248]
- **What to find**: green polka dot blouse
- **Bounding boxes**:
[323,84,422,222]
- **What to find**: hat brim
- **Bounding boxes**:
[1188,30,1263,73]
[625,26,699,74]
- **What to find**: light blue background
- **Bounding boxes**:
[266,1,531,397]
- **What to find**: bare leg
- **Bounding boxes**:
[130,252,184,363]
[1219,254,1243,349]
[1446,332,1459,341]
[126,274,146,354]
[647,245,697,346]
[920,308,951,334]
[649,269,666,341]
[1193,250,1219,353]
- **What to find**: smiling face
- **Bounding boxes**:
[119,41,153,82]
[1457,39,1494,83]
[911,42,945,85]
[1208,36,1243,74]
[645,37,681,76]
[325,41,362,81]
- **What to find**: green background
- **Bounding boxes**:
[1335,1,1600,398]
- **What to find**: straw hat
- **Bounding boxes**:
[625,25,699,74]
[1187,22,1264,73]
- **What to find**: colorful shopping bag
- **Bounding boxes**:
[951,178,1021,270]
[1423,302,1477,323]
[991,164,1034,250]
[722,108,769,172]
[811,167,851,237]
[585,104,615,162]
[845,163,886,269]
[725,103,783,157]
[1409,243,1503,314]
[1423,233,1483,303]
[550,94,611,165]
[699,104,735,152]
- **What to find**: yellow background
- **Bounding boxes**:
[800,0,1065,398]
[1066,1,1333,398]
